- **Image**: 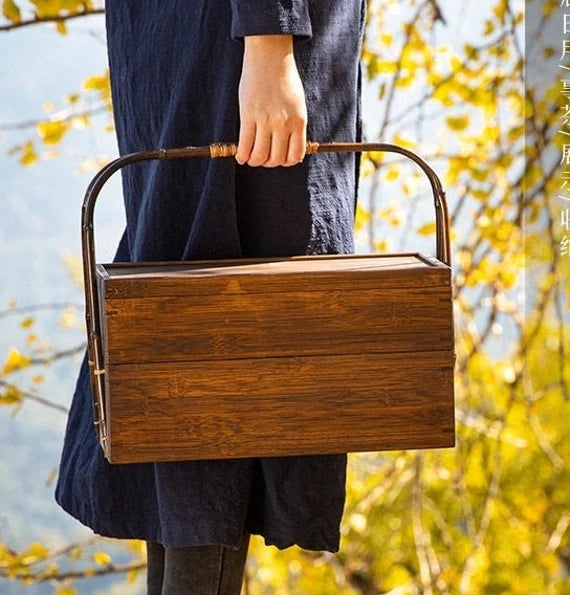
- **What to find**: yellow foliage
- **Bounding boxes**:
[370,59,398,76]
[93,551,111,566]
[383,563,412,589]
[354,204,370,232]
[71,115,89,131]
[20,317,34,329]
[384,164,399,181]
[2,0,21,23]
[19,141,38,166]
[82,73,110,92]
[416,222,436,236]
[2,347,31,375]
[37,120,70,145]
[20,542,49,563]
[446,115,470,131]
[394,72,414,88]
[62,251,84,288]
[543,0,558,17]
[373,239,390,252]
[58,307,78,328]
[0,385,23,406]
[359,155,376,178]
[126,539,146,557]
[391,133,417,150]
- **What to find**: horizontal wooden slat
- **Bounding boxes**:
[102,252,441,278]
[99,253,450,299]
[105,351,455,463]
[102,286,453,364]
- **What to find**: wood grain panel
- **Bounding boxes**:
[102,286,453,364]
[105,351,455,463]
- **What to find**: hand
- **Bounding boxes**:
[236,35,308,168]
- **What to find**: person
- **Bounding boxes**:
[55,1,367,593]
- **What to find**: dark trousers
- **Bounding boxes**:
[146,534,250,595]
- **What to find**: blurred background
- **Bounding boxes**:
[2,0,565,593]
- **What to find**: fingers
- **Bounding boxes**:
[236,117,307,168]
[284,125,307,167]
[246,125,273,167]
[235,119,256,166]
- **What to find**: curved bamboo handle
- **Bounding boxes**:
[81,141,451,449]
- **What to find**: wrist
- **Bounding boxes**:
[243,34,293,54]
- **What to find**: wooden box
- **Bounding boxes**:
[95,252,456,463]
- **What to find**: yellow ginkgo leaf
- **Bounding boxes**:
[2,347,32,375]
[385,165,400,181]
[354,204,370,232]
[20,141,38,167]
[83,74,110,92]
[26,543,49,559]
[445,115,470,131]
[20,317,34,329]
[93,551,111,566]
[2,0,21,23]
[391,133,417,150]
[0,386,22,406]
[417,222,437,236]
[37,120,70,145]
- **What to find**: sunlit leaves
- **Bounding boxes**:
[1,347,31,375]
[446,115,470,131]
[37,119,70,145]
[0,384,22,405]
[92,551,111,566]
[2,0,21,23]
[9,68,112,165]
[8,141,39,166]
[416,222,436,236]
[82,72,111,107]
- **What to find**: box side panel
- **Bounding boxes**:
[105,286,454,364]
[106,350,455,463]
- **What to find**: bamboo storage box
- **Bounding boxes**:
[83,141,456,463]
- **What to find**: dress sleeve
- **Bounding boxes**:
[230,0,312,41]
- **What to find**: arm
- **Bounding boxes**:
[230,1,312,168]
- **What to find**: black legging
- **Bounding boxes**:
[146,534,250,595]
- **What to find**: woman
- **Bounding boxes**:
[55,1,367,592]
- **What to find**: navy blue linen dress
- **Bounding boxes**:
[55,0,366,552]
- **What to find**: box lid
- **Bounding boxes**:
[98,252,451,298]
